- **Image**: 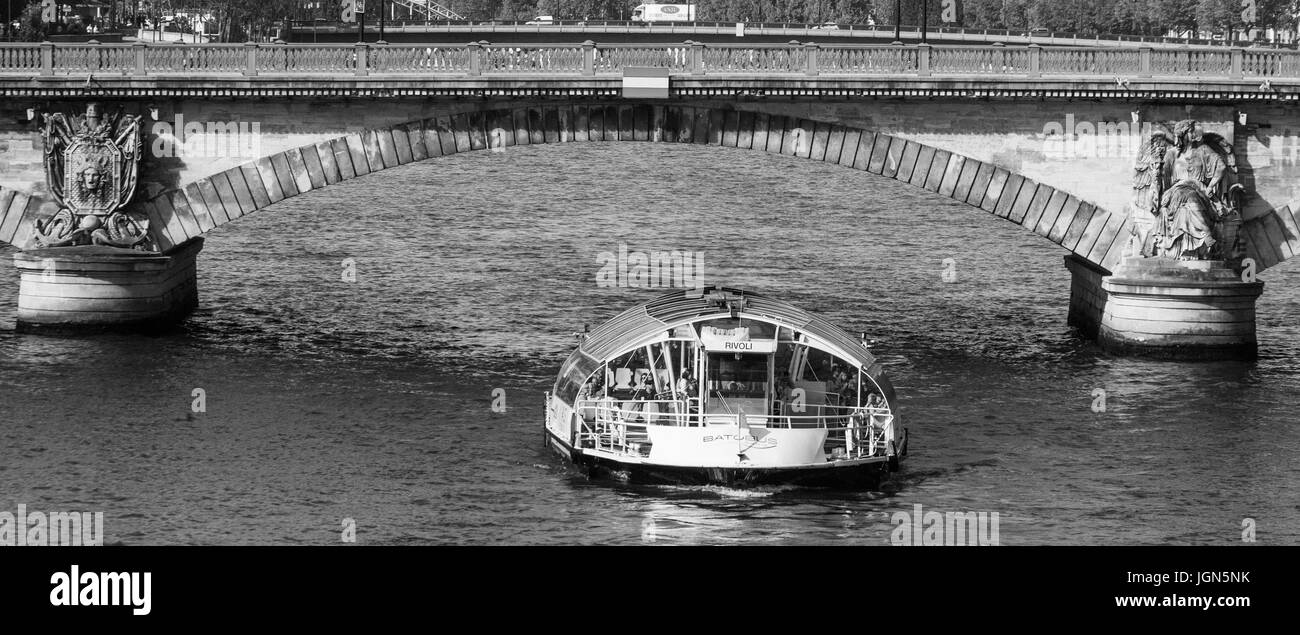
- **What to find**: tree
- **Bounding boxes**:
[1155,0,1204,35]
[1196,0,1237,36]
[17,1,46,42]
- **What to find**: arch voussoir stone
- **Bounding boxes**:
[0,187,29,246]
[124,104,1131,271]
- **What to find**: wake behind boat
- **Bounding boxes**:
[544,286,907,488]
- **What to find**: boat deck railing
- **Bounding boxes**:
[572,398,894,461]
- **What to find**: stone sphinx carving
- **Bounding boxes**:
[1127,119,1244,263]
[34,103,152,250]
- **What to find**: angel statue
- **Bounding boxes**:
[1127,120,1245,262]
[1170,120,1244,222]
[1127,132,1174,257]
[1154,180,1217,260]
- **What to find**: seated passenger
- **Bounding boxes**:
[632,374,654,400]
[676,370,697,397]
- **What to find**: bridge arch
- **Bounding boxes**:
[6,104,1135,269]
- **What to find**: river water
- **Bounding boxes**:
[1,142,1297,545]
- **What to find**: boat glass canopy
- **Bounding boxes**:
[552,286,895,410]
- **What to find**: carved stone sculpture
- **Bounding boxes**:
[1155,180,1217,259]
[33,103,151,250]
[1127,119,1245,263]
[1127,132,1172,257]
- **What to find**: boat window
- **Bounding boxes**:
[706,353,767,399]
[601,343,682,401]
[555,353,602,405]
[605,349,649,398]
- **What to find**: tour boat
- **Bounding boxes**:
[544,286,907,488]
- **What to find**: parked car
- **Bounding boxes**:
[811,22,840,30]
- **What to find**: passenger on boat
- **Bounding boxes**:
[675,371,698,417]
[840,378,856,406]
[827,368,844,403]
[725,374,744,392]
[774,371,795,412]
[676,370,696,396]
[632,373,655,400]
[619,374,660,423]
[584,372,605,399]
[831,368,856,406]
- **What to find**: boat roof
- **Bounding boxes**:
[570,286,880,369]
[552,286,897,408]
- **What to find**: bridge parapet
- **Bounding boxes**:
[280,20,1299,50]
[4,41,1300,81]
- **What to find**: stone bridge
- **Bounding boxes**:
[1,41,1298,355]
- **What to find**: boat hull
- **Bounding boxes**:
[546,428,893,489]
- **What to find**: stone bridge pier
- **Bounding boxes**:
[1065,255,1264,359]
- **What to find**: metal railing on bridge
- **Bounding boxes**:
[389,0,463,21]
[3,40,1299,80]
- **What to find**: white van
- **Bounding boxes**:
[631,4,696,23]
[526,15,555,25]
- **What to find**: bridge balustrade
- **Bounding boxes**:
[281,19,1297,49]
[482,44,584,73]
[370,45,472,73]
[1243,50,1300,78]
[44,43,134,74]
[593,44,692,73]
[817,46,916,74]
[0,46,39,71]
[0,41,1293,80]
[1151,49,1235,76]
[931,46,1032,74]
[255,44,356,74]
[1039,48,1142,75]
[147,44,246,74]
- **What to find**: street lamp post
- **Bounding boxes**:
[894,0,901,41]
[921,0,927,43]
[378,0,385,43]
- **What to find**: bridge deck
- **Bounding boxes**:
[1,42,1297,79]
[2,42,1297,100]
